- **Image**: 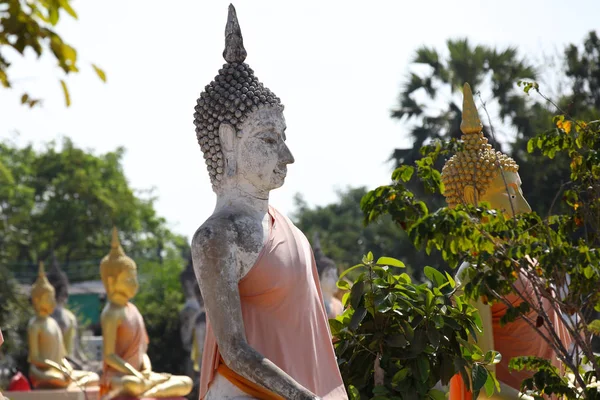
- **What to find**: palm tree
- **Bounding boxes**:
[391,39,538,168]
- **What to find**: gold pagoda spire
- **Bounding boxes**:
[460,83,483,135]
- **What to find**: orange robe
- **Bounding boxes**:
[199,207,347,400]
[449,273,572,399]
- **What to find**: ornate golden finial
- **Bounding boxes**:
[32,261,55,301]
[38,260,46,278]
[223,4,247,63]
[110,226,125,256]
[460,83,483,135]
[441,82,519,208]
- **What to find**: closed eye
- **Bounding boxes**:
[262,137,277,145]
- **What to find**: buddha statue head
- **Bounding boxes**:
[100,227,138,305]
[441,83,532,217]
[193,5,294,196]
[31,262,56,317]
[313,233,339,295]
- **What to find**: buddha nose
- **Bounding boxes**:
[281,142,295,165]
[515,193,532,214]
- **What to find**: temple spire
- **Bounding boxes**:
[460,83,483,135]
[223,4,247,63]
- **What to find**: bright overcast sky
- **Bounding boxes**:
[1,0,598,241]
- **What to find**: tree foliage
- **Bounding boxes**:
[333,254,501,400]
[0,136,188,282]
[0,0,106,107]
[361,85,600,398]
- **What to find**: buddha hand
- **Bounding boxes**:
[143,371,171,384]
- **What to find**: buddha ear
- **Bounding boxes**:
[463,185,478,206]
[219,123,237,176]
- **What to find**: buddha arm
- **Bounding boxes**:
[101,311,145,380]
[193,222,319,400]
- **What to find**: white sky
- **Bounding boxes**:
[1,0,598,241]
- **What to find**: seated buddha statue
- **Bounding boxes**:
[313,233,344,319]
[99,227,192,399]
[27,262,99,389]
[191,5,347,400]
[442,83,572,400]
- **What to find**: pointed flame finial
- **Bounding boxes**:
[223,4,247,63]
[110,226,125,257]
[38,261,46,278]
[460,83,483,135]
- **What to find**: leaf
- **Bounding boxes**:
[350,280,365,309]
[588,320,600,335]
[92,64,107,82]
[339,263,364,280]
[416,355,430,382]
[472,364,488,392]
[392,367,409,384]
[347,385,360,400]
[386,334,408,348]
[60,80,71,107]
[58,0,78,19]
[429,389,446,400]
[336,279,350,291]
[376,256,405,268]
[349,307,367,331]
[424,266,447,287]
[484,372,495,397]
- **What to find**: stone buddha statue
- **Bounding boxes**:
[99,227,192,399]
[27,262,99,389]
[179,255,205,380]
[46,253,82,363]
[191,5,347,400]
[442,83,572,400]
[313,233,344,319]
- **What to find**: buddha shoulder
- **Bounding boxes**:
[101,302,127,322]
[193,211,265,257]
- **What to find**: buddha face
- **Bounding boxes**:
[108,268,138,302]
[221,106,295,193]
[33,291,56,317]
[479,171,531,217]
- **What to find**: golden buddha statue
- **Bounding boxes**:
[443,83,571,400]
[27,262,99,389]
[99,227,192,399]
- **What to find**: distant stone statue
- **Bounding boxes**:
[46,253,83,365]
[313,233,343,319]
[27,262,99,389]
[191,5,347,400]
[179,255,206,381]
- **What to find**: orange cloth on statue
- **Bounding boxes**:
[449,272,572,399]
[199,207,347,400]
[216,356,284,400]
[100,302,150,396]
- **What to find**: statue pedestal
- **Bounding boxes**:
[4,386,99,400]
[112,397,187,400]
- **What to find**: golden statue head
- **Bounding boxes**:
[441,83,532,217]
[100,227,139,303]
[31,262,56,316]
